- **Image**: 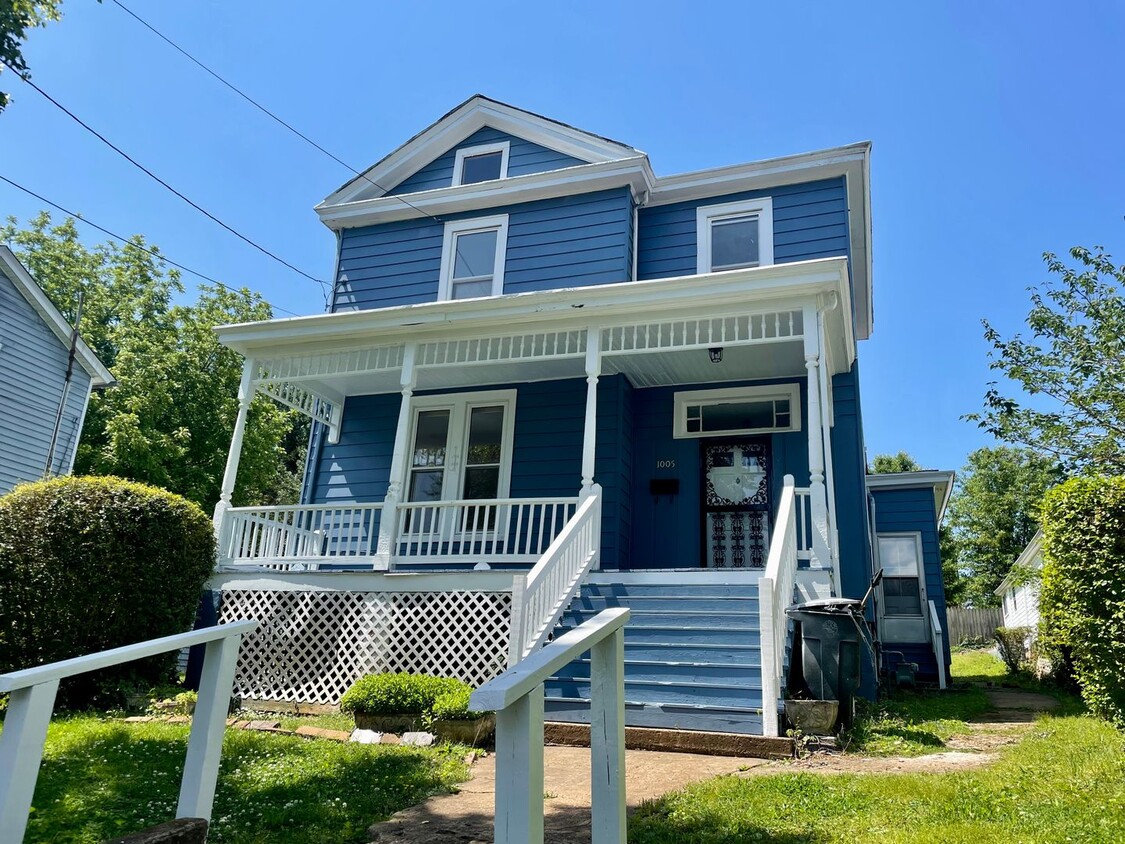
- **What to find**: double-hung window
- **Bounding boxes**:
[877,533,925,617]
[696,198,774,274]
[453,141,510,186]
[439,215,509,301]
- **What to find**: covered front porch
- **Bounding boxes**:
[213,257,855,584]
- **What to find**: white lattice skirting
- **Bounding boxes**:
[218,588,512,704]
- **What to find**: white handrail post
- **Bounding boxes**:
[930,600,948,690]
[0,679,60,843]
[493,685,545,844]
[508,574,528,667]
[177,632,242,820]
[590,625,626,844]
[759,573,778,736]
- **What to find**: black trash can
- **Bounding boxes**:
[785,598,871,730]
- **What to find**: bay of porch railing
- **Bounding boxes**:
[759,474,801,737]
[794,487,813,562]
[393,497,578,565]
[509,486,602,663]
[220,502,383,569]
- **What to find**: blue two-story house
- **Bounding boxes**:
[212,96,951,737]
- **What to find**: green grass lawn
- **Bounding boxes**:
[8,714,470,844]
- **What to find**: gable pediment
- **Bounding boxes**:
[322,95,641,206]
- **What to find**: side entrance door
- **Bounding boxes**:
[701,437,772,568]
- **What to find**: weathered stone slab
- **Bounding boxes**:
[296,725,351,742]
[402,731,435,747]
[102,817,207,844]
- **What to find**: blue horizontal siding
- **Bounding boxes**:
[637,178,849,280]
[332,188,633,311]
[387,127,586,195]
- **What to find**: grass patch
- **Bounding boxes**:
[631,714,1125,843]
[844,686,992,756]
[951,648,1008,683]
[9,713,469,843]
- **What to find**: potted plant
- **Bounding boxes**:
[429,685,494,746]
[340,673,461,733]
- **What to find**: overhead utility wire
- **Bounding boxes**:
[0,173,302,318]
[1,59,331,297]
[109,0,443,225]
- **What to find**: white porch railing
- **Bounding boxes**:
[471,607,629,844]
[220,502,383,569]
[393,497,578,565]
[0,620,258,843]
[794,487,813,563]
[758,474,801,737]
[509,486,602,663]
[929,599,948,690]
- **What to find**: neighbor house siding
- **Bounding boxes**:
[332,187,633,311]
[636,177,849,279]
[0,268,92,492]
[387,127,586,195]
[872,486,951,681]
[1001,581,1040,629]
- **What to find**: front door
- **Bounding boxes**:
[701,438,771,568]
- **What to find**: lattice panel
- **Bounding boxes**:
[218,588,512,704]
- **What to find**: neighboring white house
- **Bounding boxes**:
[0,246,114,493]
[996,529,1043,629]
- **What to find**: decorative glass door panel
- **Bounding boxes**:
[702,439,771,568]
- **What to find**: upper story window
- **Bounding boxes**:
[696,198,774,274]
[453,141,510,186]
[439,215,509,301]
[673,384,801,438]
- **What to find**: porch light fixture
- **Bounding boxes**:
[708,347,724,364]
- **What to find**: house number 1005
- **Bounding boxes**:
[656,460,676,469]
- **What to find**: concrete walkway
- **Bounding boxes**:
[367,745,769,843]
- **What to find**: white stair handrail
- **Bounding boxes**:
[929,599,948,690]
[0,620,258,843]
[758,474,800,737]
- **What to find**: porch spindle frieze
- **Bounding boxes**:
[600,310,803,355]
[417,329,587,368]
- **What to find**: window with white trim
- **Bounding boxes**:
[696,198,774,274]
[439,215,509,301]
[453,141,510,186]
[673,384,801,439]
[878,533,926,616]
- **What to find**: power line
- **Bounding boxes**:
[1,59,331,297]
[108,0,443,225]
[0,172,303,318]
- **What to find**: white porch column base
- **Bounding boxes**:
[580,328,602,492]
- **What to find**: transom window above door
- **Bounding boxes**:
[696,198,774,274]
[673,384,800,439]
[453,141,510,186]
[439,215,509,301]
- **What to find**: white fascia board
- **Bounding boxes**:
[317,157,655,229]
[323,96,642,207]
[0,245,115,387]
[866,470,956,524]
[216,256,852,360]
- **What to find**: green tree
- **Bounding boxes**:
[944,446,1061,607]
[2,212,301,510]
[869,451,922,474]
[969,245,1125,473]
[0,1,62,113]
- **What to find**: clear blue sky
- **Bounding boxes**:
[2,1,1123,473]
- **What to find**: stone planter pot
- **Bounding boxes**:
[433,714,496,746]
[784,699,839,735]
[352,713,422,733]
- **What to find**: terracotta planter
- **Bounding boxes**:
[783,699,839,735]
[352,713,422,733]
[433,714,496,746]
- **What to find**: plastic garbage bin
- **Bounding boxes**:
[785,598,871,730]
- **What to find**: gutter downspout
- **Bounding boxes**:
[44,292,83,477]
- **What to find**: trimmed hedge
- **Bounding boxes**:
[431,686,485,722]
[0,476,216,707]
[1040,476,1125,727]
[339,673,470,718]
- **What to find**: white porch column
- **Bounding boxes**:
[214,357,256,529]
[581,328,602,492]
[375,344,417,567]
[803,308,834,584]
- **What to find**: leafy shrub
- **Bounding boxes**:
[1040,476,1125,727]
[995,626,1032,674]
[431,685,486,722]
[339,673,466,716]
[0,476,215,707]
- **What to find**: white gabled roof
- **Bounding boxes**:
[320,94,643,208]
[0,245,115,387]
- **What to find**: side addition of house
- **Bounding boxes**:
[209,96,952,737]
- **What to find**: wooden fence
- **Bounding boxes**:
[947,606,1004,643]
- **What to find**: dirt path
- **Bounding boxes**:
[367,688,1059,841]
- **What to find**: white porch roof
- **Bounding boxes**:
[216,257,856,404]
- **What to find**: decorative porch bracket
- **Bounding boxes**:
[255,378,344,444]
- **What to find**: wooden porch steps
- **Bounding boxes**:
[543,577,768,736]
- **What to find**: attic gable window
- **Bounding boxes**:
[453,141,510,186]
[439,215,509,300]
[696,198,774,274]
